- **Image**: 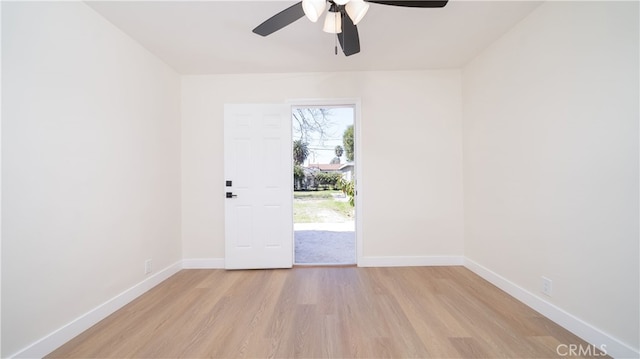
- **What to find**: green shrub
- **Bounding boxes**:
[315,172,343,190]
[338,178,355,207]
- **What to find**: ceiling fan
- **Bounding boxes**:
[252,0,448,57]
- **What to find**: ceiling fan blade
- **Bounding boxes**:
[366,0,448,8]
[337,13,360,56]
[253,2,305,36]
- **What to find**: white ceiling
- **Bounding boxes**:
[87,0,542,75]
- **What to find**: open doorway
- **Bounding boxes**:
[292,106,356,265]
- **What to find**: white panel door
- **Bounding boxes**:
[224,104,293,269]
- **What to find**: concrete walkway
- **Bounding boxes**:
[294,221,355,265]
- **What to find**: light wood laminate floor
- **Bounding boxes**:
[47,266,604,358]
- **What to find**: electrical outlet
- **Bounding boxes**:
[145,259,153,275]
[541,276,552,296]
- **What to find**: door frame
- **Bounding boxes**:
[287,98,363,266]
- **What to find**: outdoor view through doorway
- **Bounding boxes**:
[293,106,356,265]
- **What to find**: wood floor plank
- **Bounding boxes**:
[46,266,607,359]
[450,337,491,358]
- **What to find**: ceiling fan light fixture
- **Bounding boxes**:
[302,0,326,22]
[345,0,369,25]
[322,7,342,33]
[334,0,350,5]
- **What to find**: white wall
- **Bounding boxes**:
[462,1,639,353]
[181,71,463,261]
[0,2,3,355]
[2,2,182,356]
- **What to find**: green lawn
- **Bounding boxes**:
[293,190,340,200]
[293,190,354,223]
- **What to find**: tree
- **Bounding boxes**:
[292,108,334,144]
[343,125,354,162]
[293,164,305,190]
[293,140,309,165]
[330,145,343,164]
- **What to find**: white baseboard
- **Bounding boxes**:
[464,258,639,359]
[358,255,464,267]
[10,261,182,359]
[184,256,464,269]
[182,258,225,269]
